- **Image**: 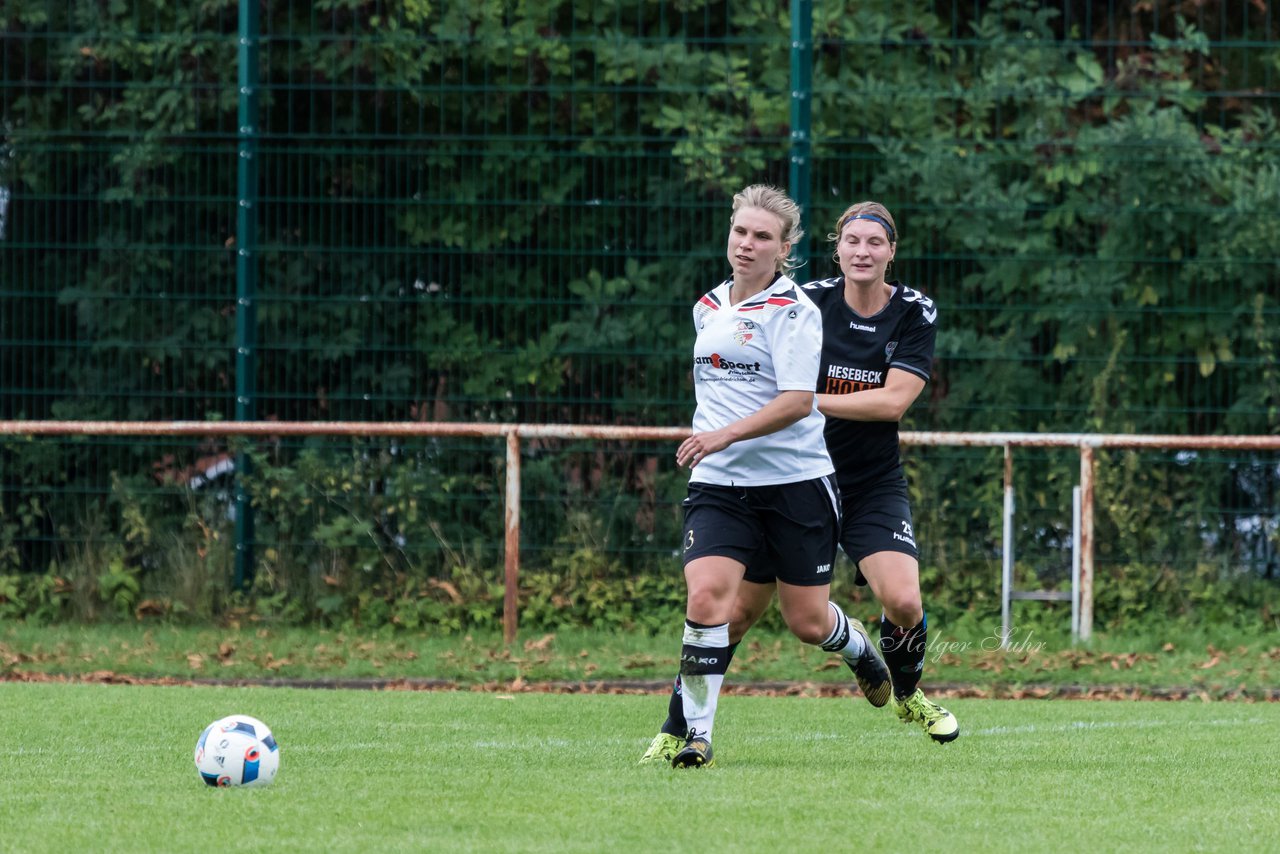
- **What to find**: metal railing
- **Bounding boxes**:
[4,420,1278,643]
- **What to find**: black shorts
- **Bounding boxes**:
[838,474,919,585]
[682,476,840,587]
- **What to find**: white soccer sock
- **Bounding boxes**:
[820,601,866,661]
[679,620,730,740]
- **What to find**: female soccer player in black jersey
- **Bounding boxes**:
[797,201,956,741]
[642,201,957,759]
[642,185,893,769]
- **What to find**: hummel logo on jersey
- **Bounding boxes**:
[892,520,917,547]
[850,322,876,332]
[815,563,831,574]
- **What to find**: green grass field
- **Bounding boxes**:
[1,681,1275,852]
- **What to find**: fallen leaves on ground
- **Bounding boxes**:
[4,669,1279,701]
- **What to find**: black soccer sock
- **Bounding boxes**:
[880,614,927,699]
[661,641,738,737]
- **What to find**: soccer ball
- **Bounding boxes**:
[194,714,280,787]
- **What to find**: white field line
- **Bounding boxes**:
[968,716,1266,737]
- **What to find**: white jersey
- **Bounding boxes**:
[688,274,834,487]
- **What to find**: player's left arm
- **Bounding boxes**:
[817,368,925,422]
[819,290,937,423]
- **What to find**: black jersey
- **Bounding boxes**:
[800,278,938,493]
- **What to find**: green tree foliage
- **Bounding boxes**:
[2,0,1277,628]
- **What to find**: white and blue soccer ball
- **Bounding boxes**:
[194,714,280,788]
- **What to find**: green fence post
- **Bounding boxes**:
[234,0,260,591]
[789,0,813,264]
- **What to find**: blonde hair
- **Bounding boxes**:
[828,201,897,245]
[732,184,805,272]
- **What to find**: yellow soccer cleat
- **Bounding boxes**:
[638,732,684,765]
[893,688,959,743]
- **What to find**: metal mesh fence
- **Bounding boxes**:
[2,1,1278,624]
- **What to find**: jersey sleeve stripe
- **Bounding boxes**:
[890,362,932,381]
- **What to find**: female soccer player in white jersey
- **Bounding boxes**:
[642,201,956,762]
[644,185,892,769]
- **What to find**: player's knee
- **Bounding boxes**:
[685,585,733,624]
[784,611,828,645]
[881,593,923,628]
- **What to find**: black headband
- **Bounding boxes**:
[843,213,896,243]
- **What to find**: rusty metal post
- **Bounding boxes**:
[503,430,521,645]
[1078,444,1095,642]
